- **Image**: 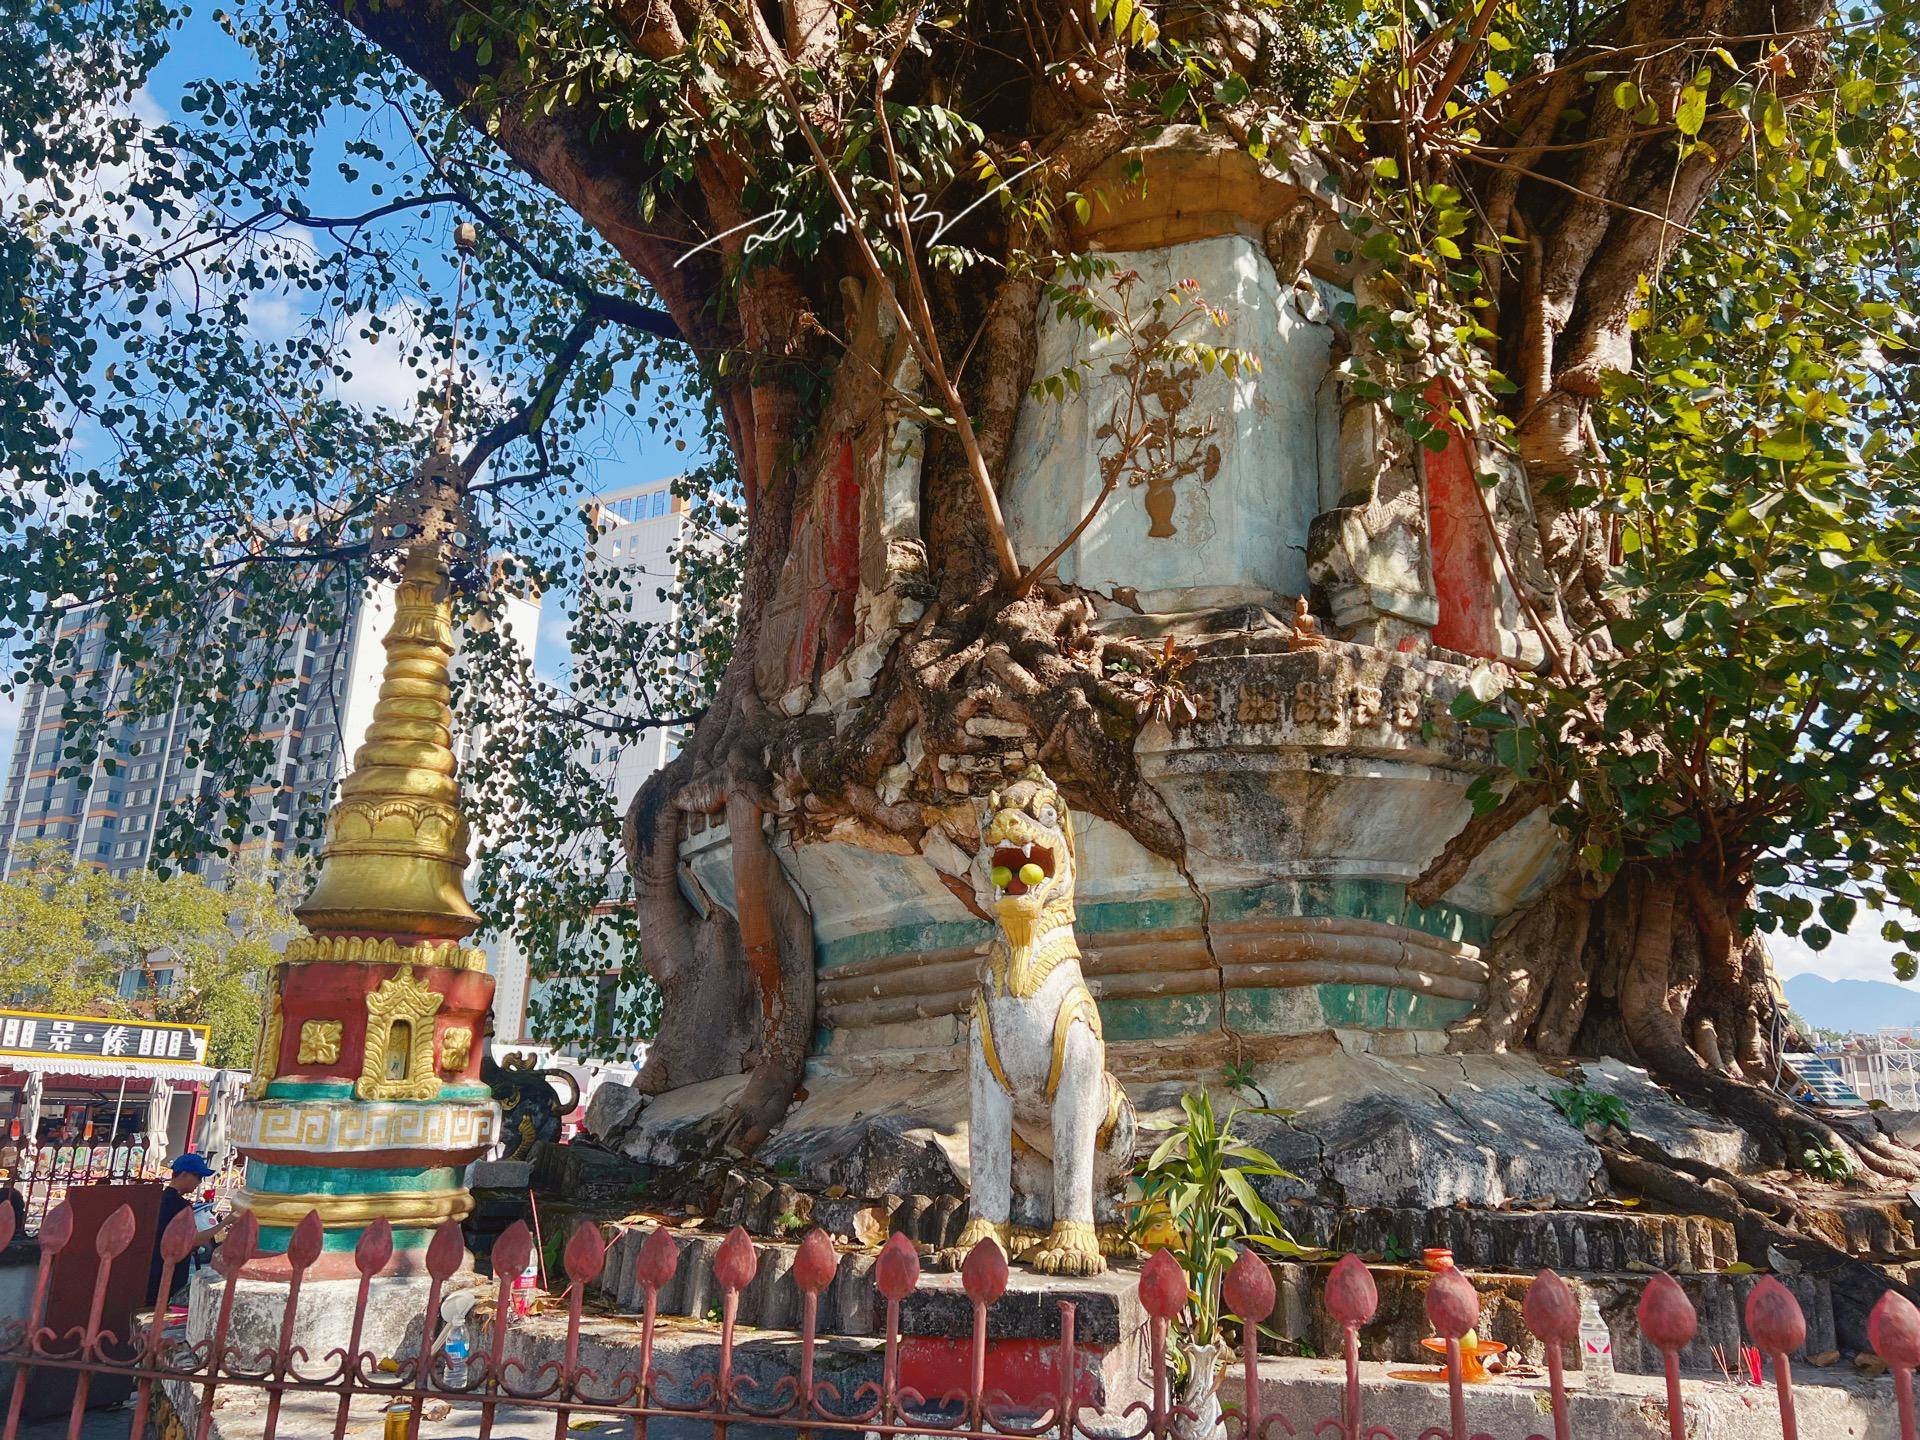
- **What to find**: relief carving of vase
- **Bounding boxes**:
[1144,477,1178,537]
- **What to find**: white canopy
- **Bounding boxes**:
[0,1055,219,1082]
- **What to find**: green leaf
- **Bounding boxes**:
[1759,91,1788,148]
[1676,81,1708,136]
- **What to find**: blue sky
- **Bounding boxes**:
[139,7,691,686]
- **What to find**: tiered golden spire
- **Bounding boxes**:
[296,428,478,942]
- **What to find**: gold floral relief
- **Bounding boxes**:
[297,1020,343,1066]
[438,1025,472,1074]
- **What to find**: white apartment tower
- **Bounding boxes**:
[0,567,539,988]
[491,477,691,1056]
[580,479,690,813]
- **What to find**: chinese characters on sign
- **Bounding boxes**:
[0,1010,208,1065]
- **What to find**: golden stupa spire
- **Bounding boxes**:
[299,224,482,943]
[297,431,478,941]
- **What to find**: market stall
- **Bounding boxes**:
[0,1009,216,1230]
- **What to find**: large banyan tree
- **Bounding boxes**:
[9,0,1920,1284]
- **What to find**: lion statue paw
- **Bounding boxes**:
[1022,1221,1106,1277]
[937,1217,1011,1270]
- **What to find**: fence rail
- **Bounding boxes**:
[1,1199,1918,1440]
[1,1141,166,1233]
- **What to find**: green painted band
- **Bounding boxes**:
[259,1224,438,1253]
[260,1080,494,1102]
[815,982,1474,1051]
[264,1080,357,1100]
[246,1163,461,1196]
[814,876,1494,972]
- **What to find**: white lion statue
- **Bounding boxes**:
[943,766,1136,1275]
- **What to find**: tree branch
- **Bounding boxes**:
[460,311,604,480]
[438,164,682,340]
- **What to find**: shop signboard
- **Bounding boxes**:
[0,1009,209,1066]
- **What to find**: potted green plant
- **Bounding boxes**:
[1131,1088,1302,1439]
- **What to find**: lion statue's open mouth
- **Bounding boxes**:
[982,776,1071,917]
[989,840,1055,897]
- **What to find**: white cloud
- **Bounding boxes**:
[329,301,439,415]
[533,602,575,686]
[326,299,505,420]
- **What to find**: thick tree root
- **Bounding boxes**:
[1600,1135,1918,1354]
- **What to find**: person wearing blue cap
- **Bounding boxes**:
[146,1153,214,1306]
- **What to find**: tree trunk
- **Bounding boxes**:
[1466,856,1920,1187]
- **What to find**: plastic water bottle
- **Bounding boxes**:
[1579,1293,1614,1391]
[442,1320,471,1389]
[512,1253,539,1320]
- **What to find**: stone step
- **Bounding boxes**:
[576,1246,1153,1414]
[704,1171,970,1251]
[1266,1260,1839,1376]
[591,1229,1847,1377]
[590,1229,1146,1350]
[706,1173,1918,1276]
[1241,1355,1896,1439]
[1276,1202,1739,1274]
[1813,1194,1920,1257]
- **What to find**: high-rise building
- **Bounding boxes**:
[578,478,693,812]
[0,567,540,978]
[492,477,695,1057]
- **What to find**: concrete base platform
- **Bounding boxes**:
[1241,1355,1902,1439]
[589,1053,1775,1216]
[185,1264,481,1373]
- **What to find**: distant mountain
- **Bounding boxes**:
[1785,973,1920,1036]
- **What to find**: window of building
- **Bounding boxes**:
[594,972,623,1044]
[651,491,669,518]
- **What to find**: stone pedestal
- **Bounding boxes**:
[187,1265,455,1371]
[901,1266,1152,1412]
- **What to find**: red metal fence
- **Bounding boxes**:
[2,1199,1919,1440]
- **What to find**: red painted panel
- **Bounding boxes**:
[899,1337,1110,1410]
[32,1183,159,1418]
[784,440,863,685]
[821,438,862,669]
[1423,384,1501,658]
[276,962,494,1084]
